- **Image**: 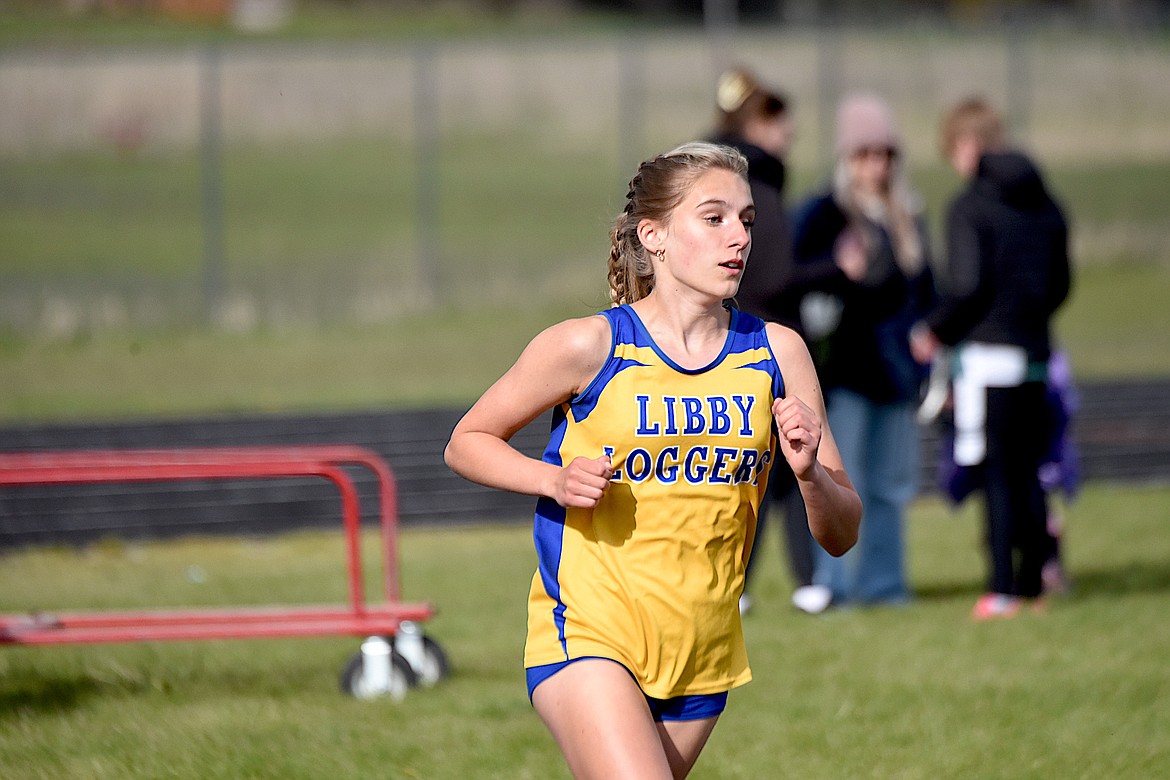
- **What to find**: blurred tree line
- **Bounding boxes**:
[35,0,1170,26]
[585,0,1169,25]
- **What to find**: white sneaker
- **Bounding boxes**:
[791,585,832,615]
[738,593,752,615]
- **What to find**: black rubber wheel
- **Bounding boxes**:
[398,635,450,687]
[338,646,417,700]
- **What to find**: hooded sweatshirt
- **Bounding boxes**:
[927,151,1072,362]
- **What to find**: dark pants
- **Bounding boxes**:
[746,462,814,590]
[984,382,1051,598]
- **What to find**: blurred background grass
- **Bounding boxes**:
[2,154,1166,421]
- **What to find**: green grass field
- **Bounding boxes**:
[1,483,1167,778]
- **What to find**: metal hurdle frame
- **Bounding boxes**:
[0,445,446,698]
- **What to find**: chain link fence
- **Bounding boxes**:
[2,20,1168,334]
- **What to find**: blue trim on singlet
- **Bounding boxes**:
[616,304,784,396]
[571,309,646,424]
[534,405,570,656]
[728,310,786,401]
[622,304,737,375]
[531,308,639,657]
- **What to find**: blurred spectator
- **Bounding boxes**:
[707,66,821,615]
[934,348,1081,596]
[911,96,1072,619]
[793,92,934,609]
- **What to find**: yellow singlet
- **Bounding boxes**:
[524,304,784,699]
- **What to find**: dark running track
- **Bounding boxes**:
[1,378,1168,548]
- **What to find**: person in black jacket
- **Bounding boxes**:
[793,92,934,610]
[911,97,1072,620]
[708,67,822,615]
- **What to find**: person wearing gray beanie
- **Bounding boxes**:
[835,92,902,159]
[790,91,935,610]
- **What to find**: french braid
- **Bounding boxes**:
[606,142,748,307]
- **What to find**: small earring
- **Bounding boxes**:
[655,249,665,260]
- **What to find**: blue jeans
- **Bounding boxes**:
[813,388,918,605]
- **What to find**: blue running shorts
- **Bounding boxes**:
[526,657,728,722]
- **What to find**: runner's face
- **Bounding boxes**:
[657,168,754,301]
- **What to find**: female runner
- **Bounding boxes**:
[446,141,861,779]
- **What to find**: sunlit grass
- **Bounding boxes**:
[1,483,1168,778]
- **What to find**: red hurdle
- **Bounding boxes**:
[0,445,447,697]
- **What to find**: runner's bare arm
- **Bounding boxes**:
[766,322,862,556]
[445,315,614,508]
